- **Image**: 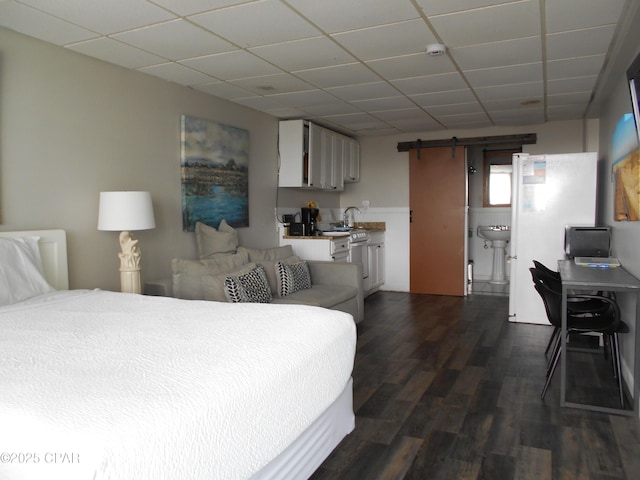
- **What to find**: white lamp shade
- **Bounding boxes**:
[98,191,156,231]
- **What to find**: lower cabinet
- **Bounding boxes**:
[367,232,385,296]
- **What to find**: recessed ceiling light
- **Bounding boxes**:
[426,43,447,56]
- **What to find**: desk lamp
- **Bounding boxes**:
[98,191,155,293]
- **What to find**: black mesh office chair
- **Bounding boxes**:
[530,267,628,407]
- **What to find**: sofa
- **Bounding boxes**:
[144,221,364,323]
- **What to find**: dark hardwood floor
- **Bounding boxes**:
[312,291,640,480]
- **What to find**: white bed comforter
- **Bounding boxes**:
[0,290,356,480]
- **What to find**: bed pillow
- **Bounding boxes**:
[172,250,249,300]
[276,260,312,297]
[0,236,55,306]
[224,264,272,303]
[196,220,239,259]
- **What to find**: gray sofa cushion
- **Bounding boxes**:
[172,250,249,300]
[271,284,357,308]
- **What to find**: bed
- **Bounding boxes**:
[0,230,356,480]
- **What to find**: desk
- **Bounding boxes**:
[558,260,640,415]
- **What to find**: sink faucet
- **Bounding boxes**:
[343,206,360,228]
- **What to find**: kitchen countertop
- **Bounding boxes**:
[283,222,386,239]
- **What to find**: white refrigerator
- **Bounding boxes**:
[508,152,598,324]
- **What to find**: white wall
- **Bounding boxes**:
[0,28,279,290]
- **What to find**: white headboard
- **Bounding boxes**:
[0,230,69,290]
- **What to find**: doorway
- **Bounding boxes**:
[409,146,467,296]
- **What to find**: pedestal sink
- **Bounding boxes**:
[477,225,511,284]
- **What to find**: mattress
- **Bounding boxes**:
[0,290,356,480]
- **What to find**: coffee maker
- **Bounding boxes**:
[301,207,319,236]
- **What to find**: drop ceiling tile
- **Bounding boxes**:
[192,81,254,99]
[475,81,543,102]
[438,112,492,128]
[372,108,432,121]
[546,25,616,60]
[547,92,591,106]
[547,76,597,95]
[266,89,338,108]
[451,36,541,71]
[547,55,605,80]
[388,117,443,133]
[464,63,542,88]
[181,50,281,80]
[429,1,540,48]
[19,0,176,35]
[233,95,286,111]
[112,19,235,60]
[483,97,543,111]
[190,0,320,48]
[0,1,97,45]
[391,72,467,95]
[331,19,437,61]
[546,0,626,33]
[138,62,214,86]
[153,0,248,16]
[229,74,313,96]
[353,96,415,111]
[326,82,401,102]
[416,0,517,16]
[294,63,381,88]
[427,102,484,116]
[262,106,309,118]
[286,0,420,34]
[367,53,456,80]
[302,102,361,116]
[411,89,477,108]
[250,36,356,71]
[66,38,166,69]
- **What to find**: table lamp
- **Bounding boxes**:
[98,191,156,293]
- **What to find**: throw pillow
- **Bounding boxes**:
[202,262,258,302]
[255,255,300,294]
[196,220,239,259]
[276,260,312,297]
[224,264,272,303]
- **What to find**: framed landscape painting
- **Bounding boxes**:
[180,115,249,231]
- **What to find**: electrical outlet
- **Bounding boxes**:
[362,200,370,209]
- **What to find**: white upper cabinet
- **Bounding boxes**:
[278,120,357,190]
[343,137,360,183]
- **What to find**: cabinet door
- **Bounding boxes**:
[343,138,360,183]
[278,120,306,187]
[320,128,333,189]
[308,122,323,188]
[331,135,345,191]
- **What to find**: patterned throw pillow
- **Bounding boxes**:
[224,265,272,303]
[276,260,312,297]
